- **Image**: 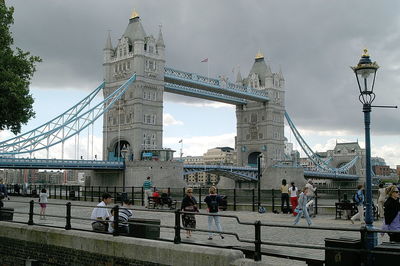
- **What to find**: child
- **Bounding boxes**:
[39,188,49,220]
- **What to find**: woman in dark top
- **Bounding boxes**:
[382,185,400,242]
[181,188,198,238]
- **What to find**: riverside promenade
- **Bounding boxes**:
[2,196,391,266]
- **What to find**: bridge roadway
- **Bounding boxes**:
[4,197,389,265]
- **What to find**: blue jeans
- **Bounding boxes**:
[294,208,312,226]
[208,213,223,237]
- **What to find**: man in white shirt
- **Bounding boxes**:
[305,179,317,217]
[91,193,112,231]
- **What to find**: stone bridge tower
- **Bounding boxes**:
[235,52,285,168]
[102,11,165,161]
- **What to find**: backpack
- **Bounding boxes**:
[352,192,360,203]
[209,195,219,213]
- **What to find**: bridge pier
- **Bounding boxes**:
[261,166,305,189]
[87,161,185,189]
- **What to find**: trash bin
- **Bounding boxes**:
[117,192,128,203]
[31,189,38,198]
[69,190,76,200]
[0,207,14,221]
[325,238,361,266]
[128,218,160,240]
[219,195,228,211]
[374,242,400,263]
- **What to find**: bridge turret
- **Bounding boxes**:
[103,31,114,82]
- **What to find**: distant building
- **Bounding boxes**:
[373,165,391,176]
[182,147,236,186]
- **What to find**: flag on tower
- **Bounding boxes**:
[178,139,183,143]
[201,58,208,63]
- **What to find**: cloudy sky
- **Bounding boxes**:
[3,0,400,167]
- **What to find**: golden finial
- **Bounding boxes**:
[255,50,264,59]
[131,9,139,19]
[362,48,369,57]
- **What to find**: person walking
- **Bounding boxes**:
[204,186,224,240]
[289,182,298,216]
[381,185,400,242]
[281,179,290,214]
[305,179,316,217]
[350,184,365,224]
[293,187,313,226]
[0,179,9,200]
[39,188,49,220]
[91,193,112,232]
[143,176,153,208]
[377,183,386,219]
[181,188,199,238]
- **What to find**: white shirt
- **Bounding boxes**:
[39,192,49,203]
[289,186,298,197]
[305,183,316,197]
[91,201,110,220]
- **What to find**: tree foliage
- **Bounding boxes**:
[0,2,41,134]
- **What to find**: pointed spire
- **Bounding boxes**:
[255,49,264,60]
[156,24,165,47]
[131,9,139,19]
[236,66,242,83]
[104,30,113,50]
[278,66,284,79]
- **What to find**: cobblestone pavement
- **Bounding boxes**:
[2,197,390,266]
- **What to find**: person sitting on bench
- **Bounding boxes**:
[161,191,174,209]
[91,193,112,232]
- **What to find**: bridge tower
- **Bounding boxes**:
[235,52,285,168]
[103,11,165,161]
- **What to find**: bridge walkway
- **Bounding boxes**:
[3,197,391,266]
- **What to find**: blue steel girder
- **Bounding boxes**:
[164,82,247,105]
[0,74,136,155]
[0,157,124,170]
[284,111,359,174]
[164,67,269,102]
[304,170,358,180]
[0,82,104,148]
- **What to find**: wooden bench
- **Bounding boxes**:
[335,202,357,219]
[233,246,324,266]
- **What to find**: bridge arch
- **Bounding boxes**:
[108,136,131,161]
[336,161,357,175]
[248,151,261,167]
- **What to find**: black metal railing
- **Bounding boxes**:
[0,199,398,263]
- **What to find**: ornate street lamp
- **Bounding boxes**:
[351,48,379,251]
[120,145,129,192]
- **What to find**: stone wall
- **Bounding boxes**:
[0,222,245,266]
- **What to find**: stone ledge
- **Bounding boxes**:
[0,222,244,266]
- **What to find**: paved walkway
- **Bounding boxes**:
[2,197,390,266]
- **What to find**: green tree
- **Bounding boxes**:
[0,1,41,134]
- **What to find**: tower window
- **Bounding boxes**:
[144,43,147,51]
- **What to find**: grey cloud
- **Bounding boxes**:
[8,0,400,135]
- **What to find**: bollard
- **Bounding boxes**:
[98,186,101,202]
[254,220,262,261]
[315,191,318,215]
[113,205,119,236]
[131,187,134,205]
[141,187,144,206]
[78,187,81,201]
[84,186,87,201]
[338,187,341,202]
[65,202,71,230]
[199,187,202,210]
[233,188,237,211]
[272,189,275,212]
[91,186,94,202]
[28,200,34,225]
[174,209,181,244]
[252,189,255,212]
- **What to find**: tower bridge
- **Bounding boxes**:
[0,11,363,188]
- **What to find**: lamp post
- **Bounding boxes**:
[257,154,263,211]
[351,48,379,251]
[120,145,129,193]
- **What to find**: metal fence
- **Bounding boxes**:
[1,199,399,264]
